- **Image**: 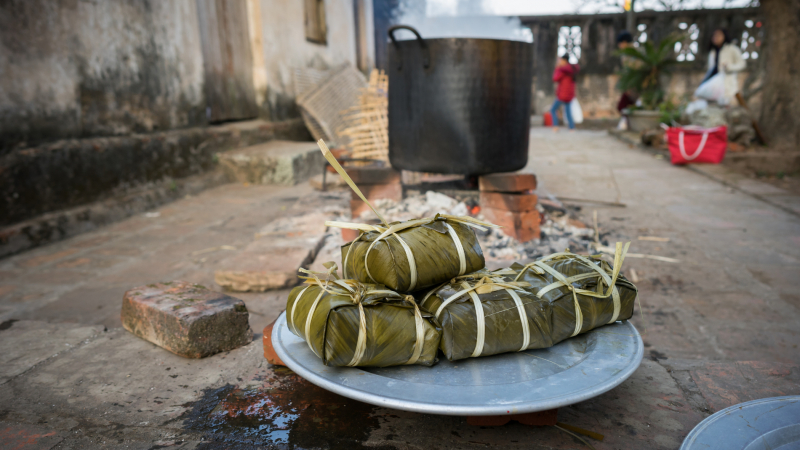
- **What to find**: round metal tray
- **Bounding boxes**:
[272,312,643,416]
[681,396,800,450]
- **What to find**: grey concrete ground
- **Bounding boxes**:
[1,128,799,449]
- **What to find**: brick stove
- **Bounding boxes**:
[338,165,542,245]
[478,173,541,242]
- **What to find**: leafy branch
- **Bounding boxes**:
[615,33,682,109]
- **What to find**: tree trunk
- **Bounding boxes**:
[758,0,800,153]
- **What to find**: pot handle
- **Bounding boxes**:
[388,25,430,70]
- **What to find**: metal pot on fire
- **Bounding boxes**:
[387,25,534,175]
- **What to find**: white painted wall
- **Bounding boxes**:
[258,0,358,119]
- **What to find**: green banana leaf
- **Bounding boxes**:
[418,246,638,362]
[286,275,442,367]
[341,215,486,293]
[418,270,553,361]
[509,252,638,344]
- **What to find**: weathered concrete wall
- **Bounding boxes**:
[0,0,207,153]
[0,118,312,257]
[258,0,358,120]
[0,119,311,227]
[0,0,358,255]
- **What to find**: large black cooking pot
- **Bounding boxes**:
[387,25,534,175]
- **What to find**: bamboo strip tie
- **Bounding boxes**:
[293,264,426,366]
[318,138,498,290]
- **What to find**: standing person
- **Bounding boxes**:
[550,54,579,130]
[695,28,746,105]
[616,30,638,119]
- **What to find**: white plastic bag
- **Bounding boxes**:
[694,73,726,104]
[685,99,708,115]
[570,98,584,124]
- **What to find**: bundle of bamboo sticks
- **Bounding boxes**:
[337,69,389,161]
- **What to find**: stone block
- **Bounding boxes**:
[121,281,253,358]
[479,173,537,193]
[253,212,329,241]
[344,166,401,185]
[218,140,325,185]
[479,192,538,212]
[216,213,328,292]
[214,244,315,292]
[481,207,541,242]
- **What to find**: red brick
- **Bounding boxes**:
[349,181,402,220]
[351,182,403,201]
[344,166,401,185]
[342,228,359,242]
[479,173,537,193]
[351,198,396,220]
[481,207,541,242]
[513,409,558,426]
[122,281,253,358]
[351,199,371,220]
[479,192,538,212]
[262,319,285,366]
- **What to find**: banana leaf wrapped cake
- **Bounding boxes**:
[316,138,495,293]
[419,243,637,361]
[286,263,442,367]
[337,215,489,293]
[418,270,554,361]
[509,243,638,344]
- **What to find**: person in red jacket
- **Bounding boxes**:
[550,54,579,129]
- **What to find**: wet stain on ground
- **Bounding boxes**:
[0,319,18,331]
[180,367,398,450]
[649,349,668,361]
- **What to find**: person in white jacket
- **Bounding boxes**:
[695,28,746,106]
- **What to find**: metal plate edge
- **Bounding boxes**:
[272,312,644,416]
[679,395,800,450]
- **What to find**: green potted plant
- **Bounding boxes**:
[658,95,685,127]
[616,34,681,131]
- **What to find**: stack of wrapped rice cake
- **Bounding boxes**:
[284,140,638,368]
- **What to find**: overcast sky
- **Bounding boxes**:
[427,0,756,16]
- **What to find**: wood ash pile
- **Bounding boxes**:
[364,191,595,262]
